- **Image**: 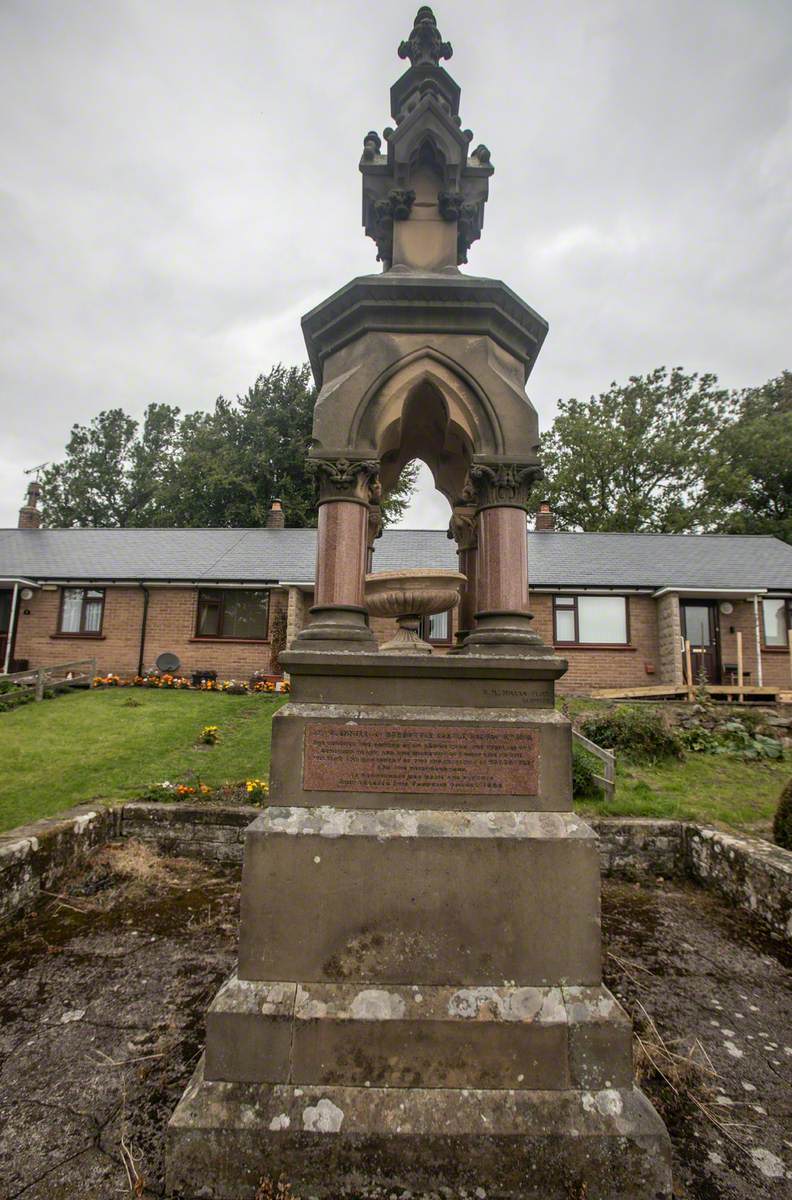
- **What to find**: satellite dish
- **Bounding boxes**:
[155,651,181,674]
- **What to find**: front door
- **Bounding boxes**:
[681,601,720,685]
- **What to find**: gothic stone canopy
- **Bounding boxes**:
[301,6,548,508]
[360,7,493,268]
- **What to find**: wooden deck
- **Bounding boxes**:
[589,682,789,702]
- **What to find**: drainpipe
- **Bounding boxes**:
[752,595,764,687]
[137,584,150,677]
[2,583,20,674]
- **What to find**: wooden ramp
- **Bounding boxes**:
[589,683,785,702]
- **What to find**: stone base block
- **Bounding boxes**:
[205,978,632,1092]
[238,808,601,986]
[167,1062,673,1199]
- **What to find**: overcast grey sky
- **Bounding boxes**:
[1,0,790,529]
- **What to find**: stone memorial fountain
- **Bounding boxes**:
[167,9,673,1197]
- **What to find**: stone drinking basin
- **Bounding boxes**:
[364,568,466,654]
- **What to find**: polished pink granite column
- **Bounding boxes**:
[475,505,529,615]
[457,542,478,636]
[314,499,368,610]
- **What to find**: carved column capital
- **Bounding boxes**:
[464,461,544,512]
[367,503,384,550]
[447,504,478,551]
[310,458,381,506]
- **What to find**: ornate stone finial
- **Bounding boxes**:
[398,7,452,67]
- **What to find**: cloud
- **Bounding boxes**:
[1,0,790,530]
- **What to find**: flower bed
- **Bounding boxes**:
[135,778,270,805]
[92,673,289,695]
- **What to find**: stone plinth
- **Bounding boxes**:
[168,1068,671,1200]
[237,807,600,985]
[167,650,672,1199]
[268,701,572,811]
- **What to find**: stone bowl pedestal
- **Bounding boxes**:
[365,568,465,654]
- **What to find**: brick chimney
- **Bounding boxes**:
[18,480,42,529]
[534,501,554,532]
[265,497,285,529]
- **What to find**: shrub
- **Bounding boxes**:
[198,724,220,746]
[572,744,600,800]
[678,725,721,753]
[773,778,792,850]
[269,608,288,676]
[0,689,35,713]
[580,706,683,763]
[717,720,783,761]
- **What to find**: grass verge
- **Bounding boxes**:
[576,754,788,831]
[0,688,285,832]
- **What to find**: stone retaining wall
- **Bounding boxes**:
[0,805,119,922]
[2,803,791,947]
[684,824,792,945]
[122,802,258,864]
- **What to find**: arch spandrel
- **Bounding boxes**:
[309,336,542,480]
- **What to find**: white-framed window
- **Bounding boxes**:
[58,587,105,635]
[553,595,629,645]
[762,597,791,647]
[419,609,452,644]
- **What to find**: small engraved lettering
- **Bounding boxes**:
[303,723,539,796]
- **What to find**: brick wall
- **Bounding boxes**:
[14,585,287,680]
[15,586,145,676]
[717,600,760,687]
[718,599,792,690]
[527,593,661,695]
[140,587,284,679]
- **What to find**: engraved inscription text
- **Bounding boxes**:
[303,723,539,796]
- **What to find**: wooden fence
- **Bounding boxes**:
[0,659,96,702]
[572,728,616,800]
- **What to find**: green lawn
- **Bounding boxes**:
[566,698,789,831]
[576,755,788,832]
[0,689,285,832]
[1,689,787,837]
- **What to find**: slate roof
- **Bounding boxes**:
[1,527,791,591]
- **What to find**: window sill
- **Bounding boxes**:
[50,633,106,640]
[189,637,270,645]
[762,645,791,653]
[554,643,636,651]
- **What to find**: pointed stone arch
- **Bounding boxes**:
[350,348,504,501]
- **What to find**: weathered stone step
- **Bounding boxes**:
[168,1064,672,1199]
[239,807,602,986]
[205,978,632,1090]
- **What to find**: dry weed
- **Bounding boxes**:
[255,1178,299,1200]
[632,1000,755,1152]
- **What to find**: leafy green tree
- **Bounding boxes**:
[539,367,734,532]
[40,364,416,529]
[41,403,180,527]
[707,371,792,544]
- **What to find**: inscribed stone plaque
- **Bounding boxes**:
[303,723,538,796]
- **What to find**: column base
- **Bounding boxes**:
[291,605,377,653]
[463,610,555,659]
[167,1063,673,1199]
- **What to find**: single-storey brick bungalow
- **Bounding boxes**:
[2,492,791,695]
